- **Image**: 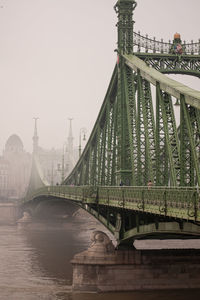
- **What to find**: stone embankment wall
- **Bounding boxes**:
[0,203,20,225]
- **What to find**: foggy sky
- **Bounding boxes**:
[0,0,200,153]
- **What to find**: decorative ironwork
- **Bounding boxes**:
[133,31,200,55]
[26,185,200,224]
[135,54,200,78]
[24,0,200,246]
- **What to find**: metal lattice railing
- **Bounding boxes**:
[133,31,200,55]
[26,185,200,222]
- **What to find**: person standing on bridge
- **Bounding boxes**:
[147,179,153,190]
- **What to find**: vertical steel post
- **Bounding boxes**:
[114,0,137,185]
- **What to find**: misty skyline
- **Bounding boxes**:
[0,0,200,153]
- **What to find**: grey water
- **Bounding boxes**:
[0,214,200,300]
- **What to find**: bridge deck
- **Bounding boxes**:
[27,185,200,223]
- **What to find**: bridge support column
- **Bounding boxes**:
[17,212,32,229]
[71,231,200,292]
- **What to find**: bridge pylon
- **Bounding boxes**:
[114,0,138,186]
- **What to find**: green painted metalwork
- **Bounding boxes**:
[114,0,137,55]
[180,96,200,186]
[25,185,200,243]
[133,31,200,55]
[136,73,156,185]
[25,0,200,246]
[123,64,137,185]
[124,54,200,187]
[135,53,200,78]
[124,54,200,110]
[61,0,200,188]
[155,83,169,186]
[156,85,180,185]
[26,155,48,197]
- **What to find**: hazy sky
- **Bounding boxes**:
[0,0,200,153]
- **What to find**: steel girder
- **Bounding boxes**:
[63,65,119,186]
[123,64,137,185]
[180,97,200,186]
[124,54,200,187]
[136,53,200,78]
[26,185,200,246]
[61,0,200,188]
[26,155,48,197]
[136,73,156,185]
[155,85,169,186]
[63,52,200,188]
[156,85,180,186]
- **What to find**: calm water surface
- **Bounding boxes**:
[0,216,200,300]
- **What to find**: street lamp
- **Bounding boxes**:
[57,144,68,183]
[79,128,87,158]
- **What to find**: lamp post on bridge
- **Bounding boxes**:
[79,128,87,158]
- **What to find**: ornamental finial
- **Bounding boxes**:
[174,32,181,40]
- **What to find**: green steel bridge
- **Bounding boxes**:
[25,0,200,247]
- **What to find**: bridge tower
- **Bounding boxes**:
[114,0,137,55]
[114,0,137,185]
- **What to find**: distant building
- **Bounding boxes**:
[0,118,79,201]
[0,134,31,201]
[0,157,10,199]
[33,119,77,185]
[36,147,63,185]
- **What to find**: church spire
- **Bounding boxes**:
[33,117,39,154]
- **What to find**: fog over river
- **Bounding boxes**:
[0,210,200,300]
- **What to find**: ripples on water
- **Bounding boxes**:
[0,215,200,300]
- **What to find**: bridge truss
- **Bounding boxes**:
[26,0,200,246]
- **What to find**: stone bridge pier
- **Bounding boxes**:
[71,231,200,292]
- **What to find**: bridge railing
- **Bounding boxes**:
[133,31,200,55]
[97,186,199,219]
[26,185,200,222]
[26,185,97,203]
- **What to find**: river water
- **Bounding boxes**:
[0,211,200,300]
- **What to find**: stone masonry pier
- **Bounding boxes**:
[71,231,200,292]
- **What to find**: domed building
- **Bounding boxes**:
[0,134,31,200]
[5,134,24,153]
